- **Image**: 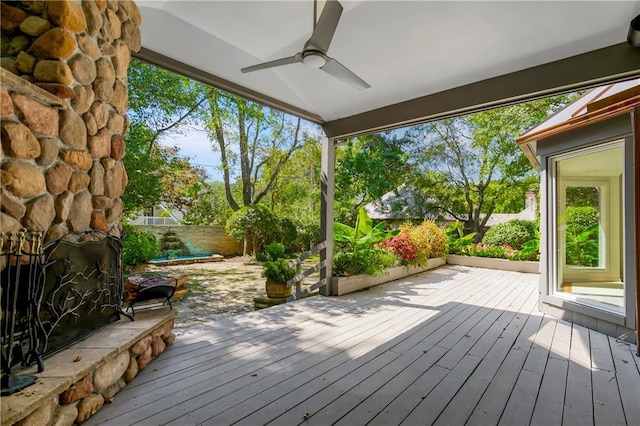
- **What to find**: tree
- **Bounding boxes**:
[128,59,209,150]
[204,91,309,210]
[409,95,574,240]
[181,182,237,226]
[124,59,210,215]
[265,139,322,249]
[225,205,277,256]
[335,133,414,224]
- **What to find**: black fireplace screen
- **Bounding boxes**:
[40,232,123,356]
[1,231,123,382]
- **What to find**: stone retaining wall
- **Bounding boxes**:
[139,225,244,257]
[1,308,176,426]
[1,0,141,242]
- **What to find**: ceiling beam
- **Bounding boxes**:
[322,43,640,139]
[134,48,325,125]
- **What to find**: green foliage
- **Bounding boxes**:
[121,223,161,265]
[518,230,540,261]
[205,90,311,211]
[482,220,537,250]
[262,258,295,283]
[463,243,518,259]
[564,206,599,267]
[125,59,209,216]
[181,182,236,226]
[263,242,286,261]
[274,217,298,251]
[292,218,321,252]
[332,249,397,277]
[444,221,476,254]
[225,205,276,256]
[335,133,414,223]
[267,140,322,249]
[566,186,599,208]
[566,225,599,267]
[565,206,598,234]
[403,221,448,265]
[333,207,400,252]
[408,94,575,239]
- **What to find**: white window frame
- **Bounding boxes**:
[548,140,625,315]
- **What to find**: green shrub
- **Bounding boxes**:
[225,205,277,256]
[275,217,298,251]
[262,258,295,283]
[463,243,513,259]
[122,223,161,265]
[263,242,286,261]
[404,220,448,263]
[565,206,598,234]
[481,219,537,250]
[332,249,397,277]
[293,219,320,252]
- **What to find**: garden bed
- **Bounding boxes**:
[331,257,446,296]
[446,254,539,273]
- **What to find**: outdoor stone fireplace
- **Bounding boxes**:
[1,0,138,353]
[0,2,175,425]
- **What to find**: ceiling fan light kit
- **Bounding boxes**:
[241,0,370,90]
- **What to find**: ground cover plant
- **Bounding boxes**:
[445,220,540,261]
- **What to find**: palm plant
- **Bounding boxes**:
[566,225,599,267]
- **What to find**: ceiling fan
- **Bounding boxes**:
[241,0,370,90]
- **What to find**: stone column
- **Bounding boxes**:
[1,0,141,242]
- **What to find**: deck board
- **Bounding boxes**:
[563,324,595,426]
[85,266,638,426]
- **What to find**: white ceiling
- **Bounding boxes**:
[137,1,640,129]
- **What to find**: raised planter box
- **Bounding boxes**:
[331,257,446,296]
[446,254,539,273]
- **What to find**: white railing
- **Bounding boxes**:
[285,241,327,300]
[129,217,180,226]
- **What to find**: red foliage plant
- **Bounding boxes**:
[379,231,417,263]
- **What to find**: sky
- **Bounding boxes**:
[160,124,224,182]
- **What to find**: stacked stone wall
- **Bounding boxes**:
[1,0,141,242]
[2,312,176,425]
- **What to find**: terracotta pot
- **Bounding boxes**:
[265,278,292,299]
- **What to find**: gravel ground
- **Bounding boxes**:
[142,256,319,328]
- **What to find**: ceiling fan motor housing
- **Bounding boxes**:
[303,50,327,68]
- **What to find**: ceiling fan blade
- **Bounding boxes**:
[321,57,370,90]
[305,0,343,52]
[241,53,303,73]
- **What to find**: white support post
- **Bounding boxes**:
[320,134,335,296]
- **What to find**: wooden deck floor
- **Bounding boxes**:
[88,266,639,426]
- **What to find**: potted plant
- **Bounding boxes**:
[263,258,295,298]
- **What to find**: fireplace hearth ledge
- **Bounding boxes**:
[1,307,177,426]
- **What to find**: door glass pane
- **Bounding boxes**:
[553,144,624,313]
[565,186,600,267]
